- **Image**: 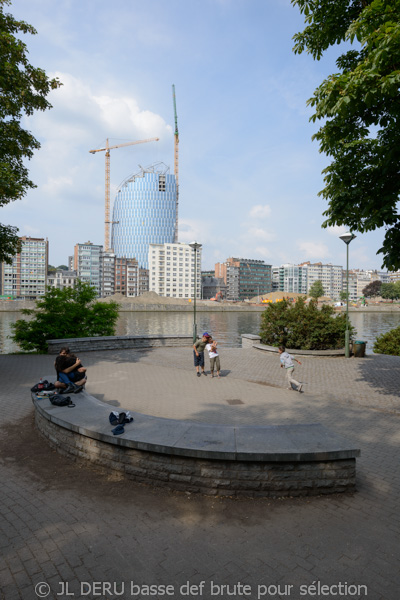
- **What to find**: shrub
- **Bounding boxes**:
[11,281,119,353]
[373,326,400,356]
[259,297,355,350]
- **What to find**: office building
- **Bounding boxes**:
[1,236,48,299]
[111,163,177,269]
[148,242,201,299]
[215,258,272,301]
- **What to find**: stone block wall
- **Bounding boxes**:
[35,411,356,498]
[47,334,193,354]
[241,334,261,348]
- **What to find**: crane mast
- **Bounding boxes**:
[89,137,159,252]
[172,84,179,243]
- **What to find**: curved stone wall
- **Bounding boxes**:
[33,394,359,498]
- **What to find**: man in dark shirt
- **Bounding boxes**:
[54,347,87,392]
[193,332,212,377]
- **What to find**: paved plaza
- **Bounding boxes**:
[1,346,400,600]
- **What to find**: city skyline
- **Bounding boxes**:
[2,0,389,271]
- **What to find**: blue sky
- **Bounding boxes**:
[3,0,387,271]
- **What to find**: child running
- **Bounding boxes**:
[278,346,303,392]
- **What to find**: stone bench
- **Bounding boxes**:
[241,335,346,357]
[32,390,360,498]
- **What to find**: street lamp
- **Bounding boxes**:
[189,241,202,343]
[339,232,356,358]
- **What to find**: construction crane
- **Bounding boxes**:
[172,84,179,243]
[89,137,159,252]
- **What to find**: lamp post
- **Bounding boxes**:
[189,241,202,343]
[339,232,356,358]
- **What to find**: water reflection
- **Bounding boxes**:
[2,310,400,354]
[115,311,262,347]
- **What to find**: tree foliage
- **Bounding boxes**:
[308,279,325,299]
[11,282,119,353]
[0,0,62,263]
[259,297,354,350]
[373,325,400,356]
[380,281,400,301]
[362,280,382,297]
[292,0,400,270]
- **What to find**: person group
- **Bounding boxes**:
[54,347,87,394]
[193,334,304,392]
[193,332,221,378]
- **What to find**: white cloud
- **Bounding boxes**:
[246,227,276,242]
[42,176,74,195]
[249,204,272,219]
[178,219,213,246]
[297,241,330,260]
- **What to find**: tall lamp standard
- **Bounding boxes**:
[339,232,356,358]
[189,241,202,343]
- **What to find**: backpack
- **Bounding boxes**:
[49,394,75,408]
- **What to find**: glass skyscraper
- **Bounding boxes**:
[111,164,177,269]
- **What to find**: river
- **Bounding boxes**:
[1,310,400,354]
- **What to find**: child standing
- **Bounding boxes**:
[206,338,221,378]
[278,346,303,392]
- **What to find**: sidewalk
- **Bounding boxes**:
[0,347,399,600]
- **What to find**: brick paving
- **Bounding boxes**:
[0,348,400,600]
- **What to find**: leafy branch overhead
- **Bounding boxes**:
[292,0,400,270]
[0,0,62,262]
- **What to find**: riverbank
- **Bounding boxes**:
[2,296,400,313]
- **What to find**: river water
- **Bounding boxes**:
[1,309,400,354]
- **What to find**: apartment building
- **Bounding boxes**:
[299,262,343,301]
[47,270,77,291]
[74,242,102,296]
[1,236,48,299]
[148,242,201,299]
[276,264,308,295]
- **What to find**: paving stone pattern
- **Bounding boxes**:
[0,348,400,599]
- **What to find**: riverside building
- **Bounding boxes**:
[73,242,102,296]
[111,163,177,270]
[148,242,201,299]
[299,262,343,301]
[215,258,272,301]
[1,236,48,299]
[47,270,77,291]
[276,264,308,295]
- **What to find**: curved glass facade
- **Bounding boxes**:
[111,167,177,269]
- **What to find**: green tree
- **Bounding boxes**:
[0,0,61,263]
[373,326,400,356]
[362,280,382,298]
[11,282,119,353]
[259,297,353,350]
[380,282,400,302]
[339,291,348,302]
[292,0,400,270]
[308,279,325,300]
